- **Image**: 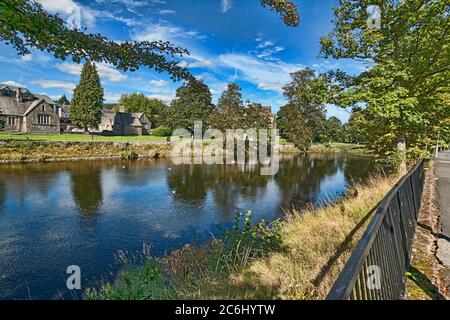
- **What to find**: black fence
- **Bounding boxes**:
[326,159,425,300]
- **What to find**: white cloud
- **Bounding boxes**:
[219,53,304,93]
[104,92,122,102]
[220,0,233,13]
[150,79,167,87]
[37,0,96,28]
[159,9,176,15]
[1,81,26,87]
[20,54,33,62]
[55,62,128,82]
[146,93,174,103]
[132,22,205,44]
[31,80,76,92]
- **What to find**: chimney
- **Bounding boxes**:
[16,87,22,103]
[119,106,125,112]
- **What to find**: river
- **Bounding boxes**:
[0,153,376,299]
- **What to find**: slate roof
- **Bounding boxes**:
[34,94,56,105]
[0,96,31,116]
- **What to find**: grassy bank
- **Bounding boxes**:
[308,143,368,155]
[0,133,167,142]
[0,141,172,162]
[86,175,396,300]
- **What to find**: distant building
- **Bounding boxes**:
[98,106,151,136]
[0,83,60,134]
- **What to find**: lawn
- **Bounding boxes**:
[0,133,168,142]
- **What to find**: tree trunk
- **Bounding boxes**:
[397,133,407,175]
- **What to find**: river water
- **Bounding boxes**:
[0,153,376,299]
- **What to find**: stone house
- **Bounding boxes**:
[0,84,60,134]
[98,107,151,136]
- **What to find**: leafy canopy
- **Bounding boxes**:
[319,0,450,167]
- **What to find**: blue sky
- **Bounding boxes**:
[0,0,368,123]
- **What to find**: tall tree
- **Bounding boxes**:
[166,80,214,132]
[57,94,70,106]
[342,111,366,144]
[282,69,327,142]
[244,102,274,130]
[209,82,246,131]
[319,0,450,172]
[71,61,104,131]
[118,94,168,127]
[319,116,343,143]
[277,103,312,151]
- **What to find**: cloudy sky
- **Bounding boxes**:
[0,0,368,122]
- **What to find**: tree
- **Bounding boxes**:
[277,103,312,151]
[0,0,191,81]
[71,61,104,131]
[0,1,299,81]
[57,94,70,106]
[209,82,246,131]
[282,69,327,142]
[244,102,274,130]
[260,0,300,26]
[319,116,343,143]
[319,0,450,172]
[342,111,365,144]
[166,80,214,132]
[117,93,166,125]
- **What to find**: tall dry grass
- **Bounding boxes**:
[230,175,397,299]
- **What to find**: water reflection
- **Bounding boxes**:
[0,153,376,299]
[69,162,104,222]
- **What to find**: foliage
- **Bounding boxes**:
[0,0,191,81]
[244,102,274,130]
[70,61,104,131]
[282,69,327,142]
[260,0,300,27]
[117,93,168,125]
[166,80,214,132]
[57,94,70,106]
[319,0,450,170]
[152,125,172,137]
[209,82,246,131]
[318,116,344,143]
[342,111,366,144]
[277,103,312,151]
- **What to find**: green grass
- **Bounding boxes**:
[0,133,167,142]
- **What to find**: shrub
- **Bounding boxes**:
[152,125,172,137]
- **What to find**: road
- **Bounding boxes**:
[435,150,450,297]
[436,151,450,239]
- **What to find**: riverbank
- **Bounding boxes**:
[85,175,396,300]
[0,141,369,163]
[0,141,172,163]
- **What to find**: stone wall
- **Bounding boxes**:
[24,101,60,134]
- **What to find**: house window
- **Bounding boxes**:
[7,117,16,126]
[38,115,51,125]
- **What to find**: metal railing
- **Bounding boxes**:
[326,159,425,300]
